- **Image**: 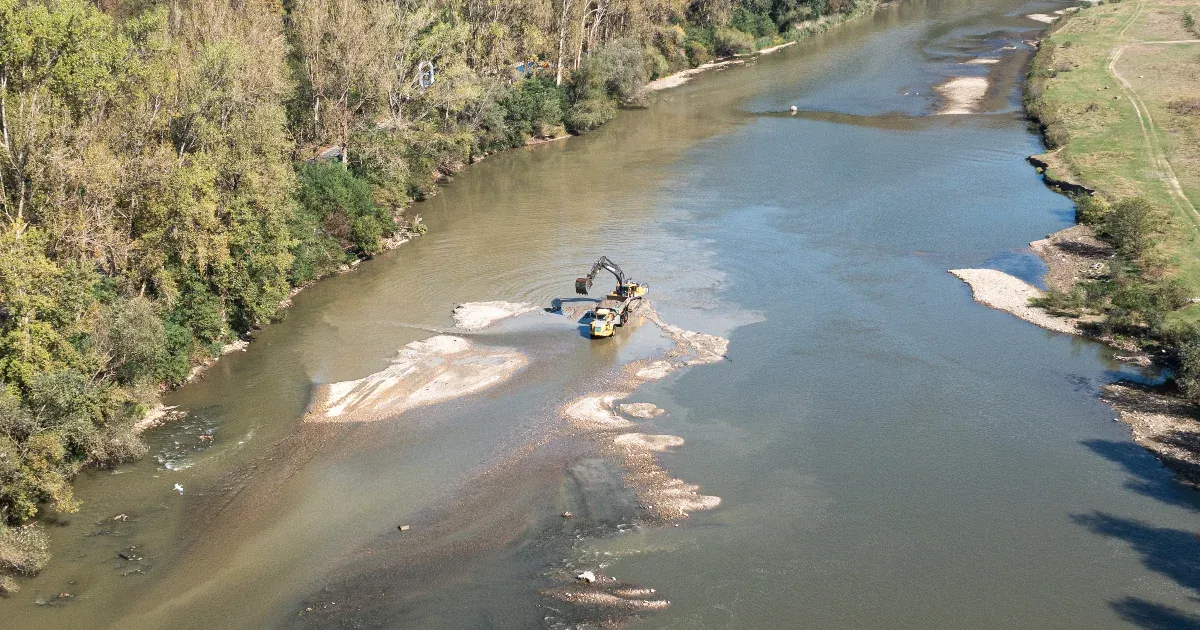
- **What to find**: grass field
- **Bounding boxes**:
[1031,0,1200,312]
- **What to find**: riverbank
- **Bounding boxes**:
[150,1,895,410]
[975,0,1200,489]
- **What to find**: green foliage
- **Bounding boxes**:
[1101,197,1166,260]
[731,7,778,38]
[1175,334,1200,402]
[0,0,877,585]
[1032,287,1088,315]
[573,39,650,106]
[685,40,713,66]
[564,97,618,134]
[712,26,757,56]
[1074,194,1110,225]
[296,162,393,257]
[0,523,49,591]
[95,298,167,386]
[500,77,567,143]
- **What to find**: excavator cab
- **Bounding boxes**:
[610,281,648,300]
[575,257,647,339]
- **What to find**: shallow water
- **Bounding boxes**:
[8,0,1200,627]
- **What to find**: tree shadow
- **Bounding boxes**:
[1111,597,1200,629]
[1073,512,1200,601]
[1082,439,1200,513]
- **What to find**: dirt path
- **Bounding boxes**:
[1106,2,1200,222]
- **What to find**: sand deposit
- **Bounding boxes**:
[135,404,187,433]
[613,433,685,452]
[935,76,989,114]
[557,306,728,524]
[1026,13,1056,23]
[949,269,1079,334]
[452,301,539,331]
[542,569,671,619]
[963,58,1000,65]
[646,60,745,91]
[757,41,796,55]
[619,403,665,419]
[642,308,729,365]
[564,395,636,430]
[306,335,527,423]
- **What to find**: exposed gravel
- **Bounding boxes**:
[949,268,1079,334]
[1102,383,1200,489]
[1028,224,1113,293]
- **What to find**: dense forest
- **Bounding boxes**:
[0,0,873,589]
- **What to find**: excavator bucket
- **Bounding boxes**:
[575,277,592,295]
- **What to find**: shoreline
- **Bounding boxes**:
[147,3,890,430]
[647,1,884,92]
[957,2,1200,493]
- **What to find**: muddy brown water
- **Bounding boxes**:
[8,0,1200,627]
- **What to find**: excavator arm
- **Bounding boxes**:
[575,256,625,295]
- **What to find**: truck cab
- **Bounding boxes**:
[590,307,617,338]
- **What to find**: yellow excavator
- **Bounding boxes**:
[575,257,648,338]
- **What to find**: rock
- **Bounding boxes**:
[397,524,410,532]
[111,513,128,522]
[577,571,597,584]
[173,484,184,495]
[561,511,573,518]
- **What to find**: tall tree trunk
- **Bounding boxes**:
[555,0,575,86]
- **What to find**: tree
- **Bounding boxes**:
[1102,197,1166,261]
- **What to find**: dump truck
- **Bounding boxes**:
[575,257,648,338]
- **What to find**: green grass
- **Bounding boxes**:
[1032,0,1200,310]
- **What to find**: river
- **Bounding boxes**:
[7,0,1200,627]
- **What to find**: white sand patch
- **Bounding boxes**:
[452,301,539,331]
[619,403,665,419]
[935,76,989,114]
[307,335,527,422]
[646,60,745,91]
[564,394,635,430]
[635,360,677,381]
[756,41,796,55]
[949,269,1079,335]
[1026,13,1056,23]
[135,404,185,433]
[613,433,685,452]
[642,310,729,365]
[963,58,1000,65]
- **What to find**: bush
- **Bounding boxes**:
[350,130,415,210]
[95,297,167,386]
[1074,194,1110,225]
[712,27,756,57]
[1032,288,1087,315]
[500,77,567,143]
[296,162,393,257]
[1176,335,1200,401]
[0,523,49,592]
[652,25,689,69]
[564,97,617,134]
[731,7,777,38]
[574,38,649,105]
[1101,197,1166,260]
[685,40,713,67]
